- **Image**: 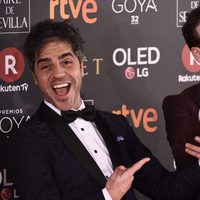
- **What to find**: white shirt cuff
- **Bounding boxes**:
[102,188,112,200]
[198,109,200,121]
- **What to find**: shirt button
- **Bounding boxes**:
[94,150,98,153]
[81,128,84,131]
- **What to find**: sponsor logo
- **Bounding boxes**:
[0,0,30,34]
[176,0,200,28]
[0,169,19,199]
[125,67,136,79]
[0,47,29,92]
[112,104,158,133]
[49,0,98,24]
[178,44,200,83]
[0,47,25,83]
[182,45,200,72]
[0,83,28,93]
[112,47,160,79]
[178,74,200,82]
[0,108,30,138]
[82,56,103,76]
[111,0,158,25]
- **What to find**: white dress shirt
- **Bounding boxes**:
[44,100,113,200]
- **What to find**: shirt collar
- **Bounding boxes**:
[44,100,85,116]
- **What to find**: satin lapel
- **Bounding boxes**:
[37,102,106,187]
[94,111,124,169]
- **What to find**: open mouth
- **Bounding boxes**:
[52,82,71,96]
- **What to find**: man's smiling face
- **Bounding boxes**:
[33,40,83,111]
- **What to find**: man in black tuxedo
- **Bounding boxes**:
[162,7,200,171]
[7,19,200,200]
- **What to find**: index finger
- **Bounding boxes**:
[185,142,200,153]
[126,157,150,176]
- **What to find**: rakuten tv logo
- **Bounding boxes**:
[0,48,25,83]
[182,45,200,72]
[178,45,200,83]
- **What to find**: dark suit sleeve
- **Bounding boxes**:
[117,116,200,200]
[6,130,61,200]
[162,94,200,169]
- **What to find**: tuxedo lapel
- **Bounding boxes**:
[95,111,124,169]
[37,102,106,187]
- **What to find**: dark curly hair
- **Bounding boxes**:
[182,6,200,50]
[24,20,85,72]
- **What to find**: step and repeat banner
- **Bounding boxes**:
[0,0,200,199]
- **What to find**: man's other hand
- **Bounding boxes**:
[185,136,200,159]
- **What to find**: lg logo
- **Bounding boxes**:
[113,47,160,79]
[0,47,25,83]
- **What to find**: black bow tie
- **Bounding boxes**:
[61,106,96,124]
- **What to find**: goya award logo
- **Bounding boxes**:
[111,0,158,25]
[0,0,30,34]
[0,47,25,83]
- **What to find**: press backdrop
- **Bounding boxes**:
[0,0,200,199]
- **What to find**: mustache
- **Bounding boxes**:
[51,76,72,84]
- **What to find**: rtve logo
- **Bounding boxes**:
[49,0,98,24]
[182,44,200,72]
[112,104,158,133]
[0,47,25,83]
